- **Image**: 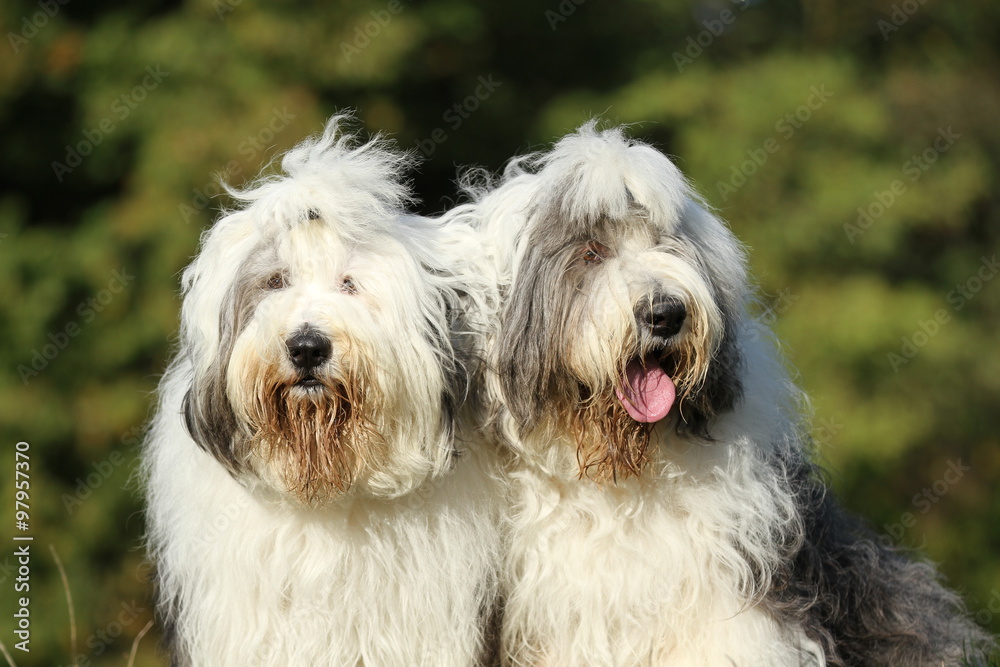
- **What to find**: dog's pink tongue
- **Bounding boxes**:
[615,358,676,423]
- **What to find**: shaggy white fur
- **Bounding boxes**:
[455,122,822,665]
[143,115,501,666]
[449,121,836,666]
[493,339,825,666]
[463,121,991,667]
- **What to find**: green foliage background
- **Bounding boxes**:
[0,0,998,664]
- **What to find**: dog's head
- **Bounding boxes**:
[476,122,748,481]
[180,115,474,503]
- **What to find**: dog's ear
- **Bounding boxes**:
[677,305,743,439]
[180,260,264,473]
[183,373,242,474]
[495,266,550,434]
[495,234,582,436]
[671,202,747,438]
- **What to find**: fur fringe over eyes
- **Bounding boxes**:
[460,119,994,666]
[143,113,503,666]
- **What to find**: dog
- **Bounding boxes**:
[462,121,992,666]
[143,115,501,665]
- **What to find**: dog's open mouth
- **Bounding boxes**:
[295,375,322,388]
[615,355,676,423]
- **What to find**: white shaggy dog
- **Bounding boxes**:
[461,122,991,666]
[143,116,500,666]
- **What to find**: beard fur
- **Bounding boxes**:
[247,376,387,504]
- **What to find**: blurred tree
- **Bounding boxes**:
[0,0,998,663]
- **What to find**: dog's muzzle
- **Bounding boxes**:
[286,328,331,387]
[635,296,687,341]
[614,296,687,423]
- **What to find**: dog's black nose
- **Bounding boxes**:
[286,330,331,370]
[636,297,687,339]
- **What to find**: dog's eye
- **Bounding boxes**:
[581,242,609,265]
[340,276,357,295]
[265,272,287,290]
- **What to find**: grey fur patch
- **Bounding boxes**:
[496,211,743,442]
[184,239,468,481]
[183,249,275,474]
[496,214,605,434]
[658,228,745,437]
[764,455,995,665]
[675,308,743,439]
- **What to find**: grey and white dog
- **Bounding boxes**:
[144,115,501,666]
[462,121,993,666]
